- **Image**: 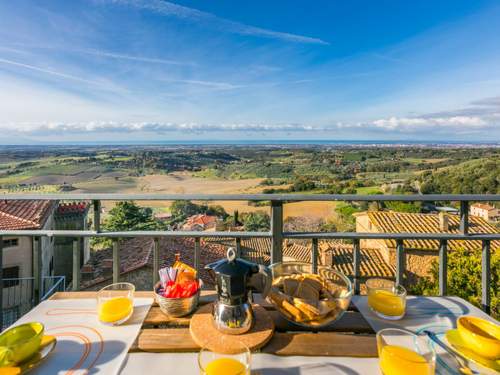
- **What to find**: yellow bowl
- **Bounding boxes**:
[457,316,500,360]
[0,322,44,365]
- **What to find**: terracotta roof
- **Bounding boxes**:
[203,237,313,265]
[320,240,395,278]
[186,214,217,226]
[205,237,394,279]
[56,202,89,216]
[366,211,500,251]
[0,200,55,230]
[81,237,154,288]
[81,237,227,289]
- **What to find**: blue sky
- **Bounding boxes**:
[0,0,500,143]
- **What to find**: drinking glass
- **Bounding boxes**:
[366,278,406,320]
[198,341,251,375]
[377,328,435,375]
[97,282,135,325]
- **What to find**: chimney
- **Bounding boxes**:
[81,264,94,282]
[439,212,449,232]
[102,258,113,277]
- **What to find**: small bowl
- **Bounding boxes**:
[457,316,500,360]
[268,262,352,329]
[0,322,44,364]
[154,281,202,317]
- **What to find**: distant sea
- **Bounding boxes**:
[1,139,498,147]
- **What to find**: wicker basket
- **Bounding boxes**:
[154,281,201,317]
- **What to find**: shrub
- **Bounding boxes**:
[409,248,499,318]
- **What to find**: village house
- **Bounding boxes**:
[181,214,222,231]
[1,200,57,282]
[81,237,228,291]
[53,202,90,284]
[1,200,90,325]
[470,203,499,222]
[355,210,500,281]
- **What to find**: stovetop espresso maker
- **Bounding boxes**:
[205,248,271,335]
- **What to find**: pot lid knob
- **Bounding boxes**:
[226,247,236,262]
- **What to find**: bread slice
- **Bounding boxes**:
[301,277,323,292]
[283,278,300,296]
[295,281,320,301]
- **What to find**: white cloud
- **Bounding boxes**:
[4,121,321,135]
[372,116,487,130]
[109,0,329,45]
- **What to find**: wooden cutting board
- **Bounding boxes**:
[190,303,274,353]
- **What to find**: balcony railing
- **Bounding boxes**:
[1,193,499,328]
[2,276,66,329]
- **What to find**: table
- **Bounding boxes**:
[47,292,498,375]
[50,291,377,357]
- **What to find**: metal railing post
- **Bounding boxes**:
[353,239,361,295]
[194,238,201,275]
[438,240,448,296]
[72,240,81,291]
[271,201,283,264]
[153,238,159,285]
[93,200,101,232]
[32,237,42,305]
[235,238,242,257]
[311,238,318,274]
[0,236,3,330]
[396,239,405,286]
[460,201,469,234]
[482,240,491,314]
[113,241,120,284]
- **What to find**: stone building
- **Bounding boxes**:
[81,237,227,291]
[470,203,499,222]
[53,202,90,284]
[355,211,500,281]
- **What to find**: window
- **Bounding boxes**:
[2,238,19,248]
[2,266,20,287]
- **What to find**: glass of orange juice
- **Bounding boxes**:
[367,278,406,320]
[198,342,250,375]
[377,328,435,375]
[97,282,135,326]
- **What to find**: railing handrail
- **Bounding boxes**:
[0,229,498,241]
[1,193,499,201]
[0,193,498,320]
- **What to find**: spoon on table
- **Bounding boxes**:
[423,330,479,375]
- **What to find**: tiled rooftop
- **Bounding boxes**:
[0,199,55,230]
[320,240,395,278]
[55,202,89,216]
[366,211,500,251]
[204,237,394,278]
[81,237,155,289]
[81,237,228,288]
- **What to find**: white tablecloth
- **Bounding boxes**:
[119,352,380,374]
[119,296,499,375]
[13,298,153,375]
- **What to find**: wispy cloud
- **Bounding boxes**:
[0,57,126,94]
[161,78,244,91]
[1,43,195,66]
[108,0,329,45]
[69,48,196,66]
